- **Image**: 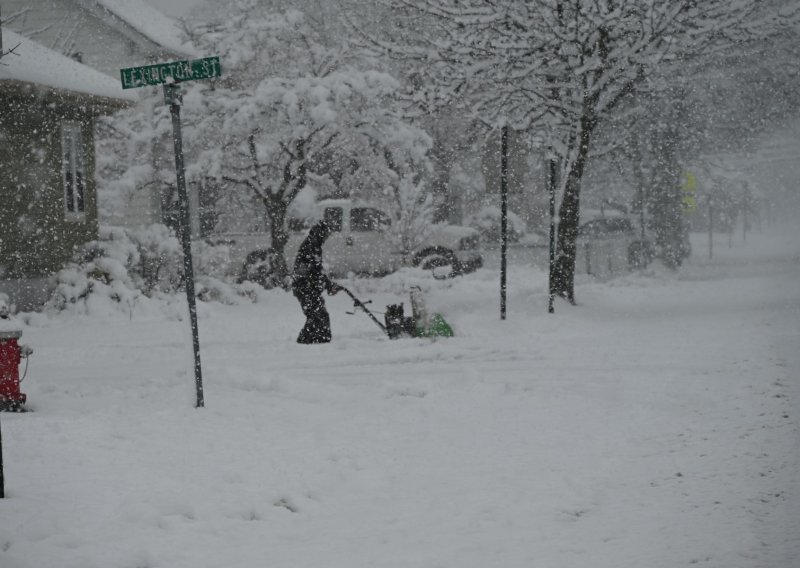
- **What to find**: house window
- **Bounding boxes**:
[61,123,86,218]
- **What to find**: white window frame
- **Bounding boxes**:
[61,122,86,220]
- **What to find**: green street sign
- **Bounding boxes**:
[120,56,221,90]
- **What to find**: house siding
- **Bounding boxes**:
[6,0,192,231]
[7,0,185,234]
[0,88,99,281]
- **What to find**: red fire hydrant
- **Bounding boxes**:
[0,311,31,411]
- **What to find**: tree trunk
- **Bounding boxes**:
[267,197,290,285]
[551,108,595,304]
[551,171,581,304]
[267,140,308,287]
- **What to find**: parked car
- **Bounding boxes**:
[578,216,636,239]
[206,199,483,287]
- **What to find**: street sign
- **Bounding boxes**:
[120,56,221,90]
[119,57,223,407]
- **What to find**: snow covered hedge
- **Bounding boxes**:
[46,225,260,315]
[46,225,179,313]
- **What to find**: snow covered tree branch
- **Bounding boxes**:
[353,0,800,301]
[185,3,431,283]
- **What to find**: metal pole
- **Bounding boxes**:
[548,155,557,314]
[742,186,748,243]
[500,124,509,320]
[165,83,204,408]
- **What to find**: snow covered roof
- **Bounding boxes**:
[88,0,198,58]
[0,29,136,103]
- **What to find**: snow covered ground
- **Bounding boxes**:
[1,227,798,568]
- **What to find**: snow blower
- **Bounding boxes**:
[340,286,453,339]
[340,286,388,336]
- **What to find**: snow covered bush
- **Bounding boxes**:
[123,225,183,294]
[191,240,237,282]
[194,276,251,305]
[46,225,267,315]
[47,229,142,315]
[46,225,182,314]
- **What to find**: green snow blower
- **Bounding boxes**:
[341,286,453,339]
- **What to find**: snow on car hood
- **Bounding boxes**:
[427,224,480,248]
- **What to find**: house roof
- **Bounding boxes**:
[88,0,198,58]
[0,29,137,104]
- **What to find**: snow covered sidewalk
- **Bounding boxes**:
[1,229,798,568]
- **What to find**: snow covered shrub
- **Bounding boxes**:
[123,225,183,294]
[47,224,267,314]
[192,240,236,281]
[194,276,236,304]
[47,231,141,314]
[465,205,526,244]
[46,225,183,314]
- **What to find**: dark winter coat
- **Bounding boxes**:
[292,221,336,297]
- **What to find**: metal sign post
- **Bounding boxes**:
[120,57,221,408]
[164,83,204,408]
[500,124,509,320]
[547,155,557,314]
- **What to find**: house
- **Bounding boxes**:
[0,29,135,310]
[4,0,198,229]
[3,0,196,77]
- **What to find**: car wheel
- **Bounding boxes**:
[417,249,460,279]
